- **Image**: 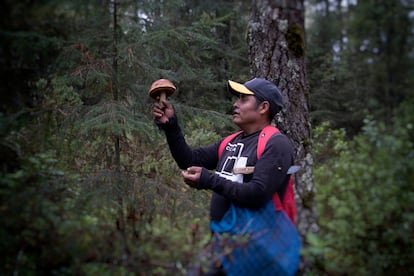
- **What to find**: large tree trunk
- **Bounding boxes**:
[248,0,316,273]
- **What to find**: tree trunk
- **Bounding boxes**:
[248,0,317,273]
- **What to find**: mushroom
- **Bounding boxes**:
[148,79,176,103]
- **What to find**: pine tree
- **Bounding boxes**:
[0,0,254,274]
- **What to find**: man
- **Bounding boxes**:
[152,78,294,275]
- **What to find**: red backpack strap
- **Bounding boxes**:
[282,177,297,222]
[257,125,280,159]
[272,191,283,211]
[272,176,297,223]
[257,126,284,211]
[258,126,296,223]
[218,131,243,160]
[220,126,278,160]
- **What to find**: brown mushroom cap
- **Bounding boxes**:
[148,79,176,99]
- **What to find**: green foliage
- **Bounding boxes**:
[8,0,414,274]
[0,140,213,274]
[37,77,83,108]
[1,153,76,274]
[307,0,414,134]
[307,100,414,275]
[1,0,250,274]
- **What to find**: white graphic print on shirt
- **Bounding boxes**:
[216,141,248,184]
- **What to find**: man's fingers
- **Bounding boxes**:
[186,166,201,174]
[185,168,196,175]
[152,107,164,116]
[153,102,164,110]
[181,167,202,189]
[160,99,172,109]
[182,170,195,179]
[153,103,166,119]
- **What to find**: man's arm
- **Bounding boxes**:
[160,115,220,170]
[153,99,220,170]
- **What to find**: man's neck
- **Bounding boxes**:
[240,121,270,135]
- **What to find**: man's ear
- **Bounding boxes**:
[259,101,270,115]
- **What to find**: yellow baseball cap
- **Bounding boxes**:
[228,78,284,114]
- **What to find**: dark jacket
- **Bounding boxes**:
[158,115,294,222]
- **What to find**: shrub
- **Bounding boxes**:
[308,100,414,275]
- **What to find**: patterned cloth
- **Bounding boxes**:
[210,201,301,276]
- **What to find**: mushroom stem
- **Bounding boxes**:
[159,91,166,103]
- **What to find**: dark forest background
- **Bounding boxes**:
[1,0,413,275]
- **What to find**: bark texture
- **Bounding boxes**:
[248,0,317,273]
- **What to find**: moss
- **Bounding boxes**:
[301,191,315,209]
[302,138,311,147]
[286,24,305,58]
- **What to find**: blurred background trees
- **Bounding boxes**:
[0,0,413,274]
[307,0,414,133]
[306,0,414,274]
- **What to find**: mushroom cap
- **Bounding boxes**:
[148,79,176,98]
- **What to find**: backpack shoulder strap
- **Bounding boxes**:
[258,126,294,219]
[257,125,280,159]
[219,126,280,160]
[218,131,243,160]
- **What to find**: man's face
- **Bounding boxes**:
[232,94,261,127]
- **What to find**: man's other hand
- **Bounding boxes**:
[182,166,202,188]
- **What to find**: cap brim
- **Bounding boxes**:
[228,80,254,95]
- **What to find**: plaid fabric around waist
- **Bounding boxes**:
[210,200,301,276]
